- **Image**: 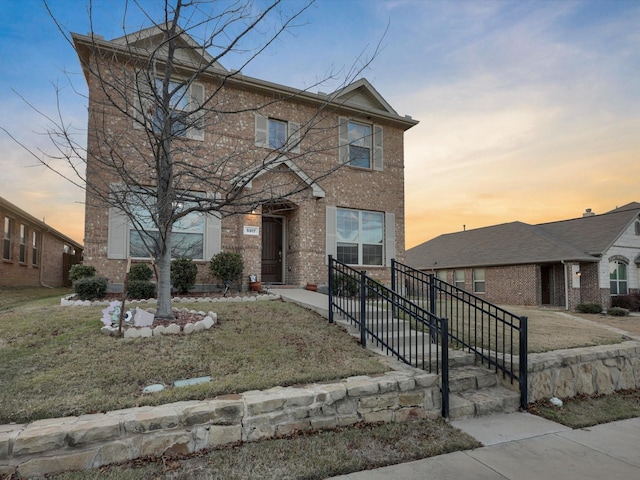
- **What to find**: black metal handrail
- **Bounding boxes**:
[329,256,450,417]
[392,260,528,409]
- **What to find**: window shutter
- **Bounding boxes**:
[107,205,128,260]
[133,72,154,131]
[255,113,268,148]
[373,125,383,171]
[204,211,222,260]
[325,206,337,265]
[288,122,301,153]
[187,82,205,141]
[338,117,349,165]
[385,212,395,267]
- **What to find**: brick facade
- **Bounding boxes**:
[1,197,83,287]
[76,29,415,291]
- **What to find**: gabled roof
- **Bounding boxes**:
[331,78,399,116]
[231,158,325,198]
[406,203,640,270]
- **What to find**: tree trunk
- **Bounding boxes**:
[156,241,174,320]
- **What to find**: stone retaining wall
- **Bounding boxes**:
[527,341,640,402]
[0,359,440,478]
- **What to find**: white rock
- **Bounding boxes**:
[124,328,141,338]
[142,384,165,394]
[101,326,116,336]
[153,325,166,336]
[183,323,196,334]
[133,307,155,327]
[202,316,215,329]
[164,323,181,335]
[139,327,153,338]
[550,397,563,407]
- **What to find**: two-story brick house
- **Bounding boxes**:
[73,26,417,292]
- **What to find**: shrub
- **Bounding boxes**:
[209,252,243,283]
[127,280,156,300]
[73,276,108,300]
[171,258,198,294]
[68,264,96,282]
[607,307,629,317]
[332,273,359,297]
[129,263,153,281]
[610,293,640,312]
[576,303,603,314]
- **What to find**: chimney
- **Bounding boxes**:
[583,208,595,217]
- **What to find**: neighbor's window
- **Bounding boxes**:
[454,269,465,290]
[436,270,447,282]
[3,217,12,261]
[609,260,628,295]
[348,121,372,168]
[129,194,205,260]
[32,231,39,265]
[473,268,486,294]
[336,208,384,266]
[19,224,27,263]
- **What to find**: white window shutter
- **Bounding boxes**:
[385,212,395,267]
[255,113,268,148]
[338,117,349,165]
[288,122,301,153]
[325,206,337,265]
[187,82,205,141]
[107,205,128,260]
[204,211,222,260]
[373,125,383,171]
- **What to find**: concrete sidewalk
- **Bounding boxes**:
[329,413,640,480]
[272,287,330,318]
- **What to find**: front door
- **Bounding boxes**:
[261,216,283,283]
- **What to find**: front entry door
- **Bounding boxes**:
[261,216,283,283]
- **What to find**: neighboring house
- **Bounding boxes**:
[73,27,417,291]
[406,203,640,310]
[1,196,83,287]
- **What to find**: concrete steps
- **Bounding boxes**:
[333,313,521,420]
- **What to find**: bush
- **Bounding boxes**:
[209,252,244,283]
[127,280,156,300]
[129,263,153,281]
[73,276,108,301]
[607,307,629,317]
[610,293,640,312]
[576,303,603,314]
[332,273,359,297]
[68,264,96,282]
[171,258,198,294]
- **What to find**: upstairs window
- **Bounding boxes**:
[134,75,204,141]
[255,114,300,153]
[338,117,383,171]
[610,260,628,295]
[3,217,12,261]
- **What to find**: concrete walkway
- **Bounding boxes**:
[329,413,640,480]
[271,287,330,318]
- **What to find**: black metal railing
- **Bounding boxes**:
[392,260,528,409]
[329,256,450,417]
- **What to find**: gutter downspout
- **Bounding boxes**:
[561,260,569,310]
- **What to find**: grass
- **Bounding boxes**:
[51,419,481,480]
[0,290,387,424]
[529,389,640,429]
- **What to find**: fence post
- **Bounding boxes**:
[519,316,528,409]
[441,317,449,418]
[328,255,334,324]
[360,270,367,348]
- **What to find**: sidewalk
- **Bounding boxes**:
[329,413,640,480]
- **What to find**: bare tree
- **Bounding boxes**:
[8,0,385,319]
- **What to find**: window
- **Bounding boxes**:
[610,260,628,295]
[134,76,204,140]
[3,217,12,260]
[19,224,26,263]
[338,117,383,170]
[473,268,486,293]
[255,114,300,153]
[128,195,205,260]
[32,231,39,265]
[436,270,447,282]
[336,208,384,266]
[454,270,465,290]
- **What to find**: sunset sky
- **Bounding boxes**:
[1,0,639,248]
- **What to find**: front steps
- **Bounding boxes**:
[332,314,521,420]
